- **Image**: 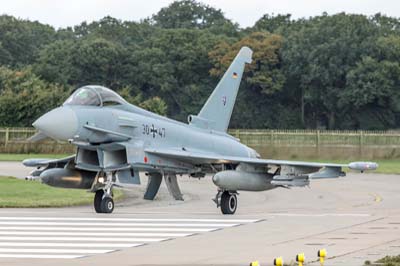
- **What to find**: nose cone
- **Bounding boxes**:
[33,107,78,141]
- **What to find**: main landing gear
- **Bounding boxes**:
[213,190,238,215]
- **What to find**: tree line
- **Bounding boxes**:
[0,0,400,130]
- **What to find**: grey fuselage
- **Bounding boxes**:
[43,102,257,174]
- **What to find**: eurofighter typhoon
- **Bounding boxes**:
[23,47,377,214]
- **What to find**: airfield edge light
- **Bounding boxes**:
[296,253,305,266]
[318,249,327,265]
[273,257,283,266]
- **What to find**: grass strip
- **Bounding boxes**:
[0,176,123,208]
[365,255,400,266]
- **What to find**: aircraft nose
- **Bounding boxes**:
[33,107,78,141]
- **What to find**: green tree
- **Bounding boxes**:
[118,87,168,115]
[0,15,56,67]
[72,16,156,46]
[33,40,77,85]
[2,10,400,130]
[253,14,292,33]
[281,13,380,129]
[122,28,222,121]
[72,38,127,88]
[150,0,238,36]
[35,38,128,89]
[0,67,69,126]
[339,54,400,129]
[140,97,168,115]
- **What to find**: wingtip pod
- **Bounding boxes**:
[237,46,253,64]
[22,159,38,167]
[22,158,51,167]
[348,162,379,172]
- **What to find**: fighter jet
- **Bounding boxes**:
[23,47,377,214]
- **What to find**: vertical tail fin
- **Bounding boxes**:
[189,46,253,132]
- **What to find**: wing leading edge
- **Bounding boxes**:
[22,155,76,168]
[145,148,378,173]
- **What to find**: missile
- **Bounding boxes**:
[271,175,310,187]
[348,162,378,172]
[40,168,96,189]
[212,170,274,191]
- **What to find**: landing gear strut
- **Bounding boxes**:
[213,190,238,215]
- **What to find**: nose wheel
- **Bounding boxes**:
[94,189,114,214]
[213,190,238,215]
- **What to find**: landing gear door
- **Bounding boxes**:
[116,168,140,185]
[124,142,146,165]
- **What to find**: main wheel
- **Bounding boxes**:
[101,197,114,213]
[220,191,237,215]
[94,190,104,213]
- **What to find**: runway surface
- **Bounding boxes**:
[0,161,399,266]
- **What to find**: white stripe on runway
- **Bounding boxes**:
[0,254,84,259]
[0,231,191,237]
[0,248,114,254]
[0,242,143,248]
[0,216,260,260]
[0,236,167,242]
[0,226,216,232]
[0,221,238,227]
[0,217,259,223]
[267,213,370,217]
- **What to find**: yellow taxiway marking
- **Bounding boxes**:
[369,193,382,203]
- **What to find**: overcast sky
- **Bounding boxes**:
[1,0,399,29]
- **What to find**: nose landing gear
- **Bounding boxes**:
[94,189,114,213]
[93,172,115,214]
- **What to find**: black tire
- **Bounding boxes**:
[220,191,237,215]
[94,190,104,213]
[101,197,114,214]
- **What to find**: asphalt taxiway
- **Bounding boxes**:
[0,161,399,266]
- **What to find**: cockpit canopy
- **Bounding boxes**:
[63,85,126,107]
